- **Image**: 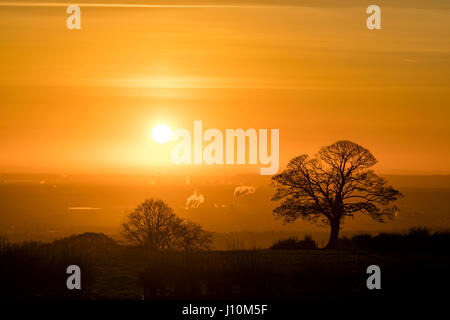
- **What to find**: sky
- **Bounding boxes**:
[0,0,449,174]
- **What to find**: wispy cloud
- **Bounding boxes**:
[0,1,448,10]
[0,1,257,8]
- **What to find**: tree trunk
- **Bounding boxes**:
[325,218,340,249]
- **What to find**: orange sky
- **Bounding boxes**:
[0,1,449,174]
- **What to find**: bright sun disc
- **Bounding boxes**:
[152,124,173,144]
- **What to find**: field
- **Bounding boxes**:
[2,233,449,300]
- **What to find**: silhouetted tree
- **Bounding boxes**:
[271,140,403,249]
[122,199,212,251]
[178,221,213,251]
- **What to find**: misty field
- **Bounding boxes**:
[2,232,449,300]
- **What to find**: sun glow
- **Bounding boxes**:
[152,124,173,144]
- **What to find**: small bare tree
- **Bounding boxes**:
[178,221,213,251]
[271,140,403,249]
[122,199,212,251]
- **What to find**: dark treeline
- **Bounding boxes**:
[339,227,450,254]
[270,227,450,254]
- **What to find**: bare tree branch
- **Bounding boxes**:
[271,140,403,249]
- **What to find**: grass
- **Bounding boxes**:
[0,240,94,299]
[2,231,450,300]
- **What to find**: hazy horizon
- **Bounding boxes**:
[1,173,449,245]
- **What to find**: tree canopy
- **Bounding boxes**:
[123,199,212,251]
[271,140,403,249]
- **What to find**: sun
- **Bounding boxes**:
[152,124,173,144]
